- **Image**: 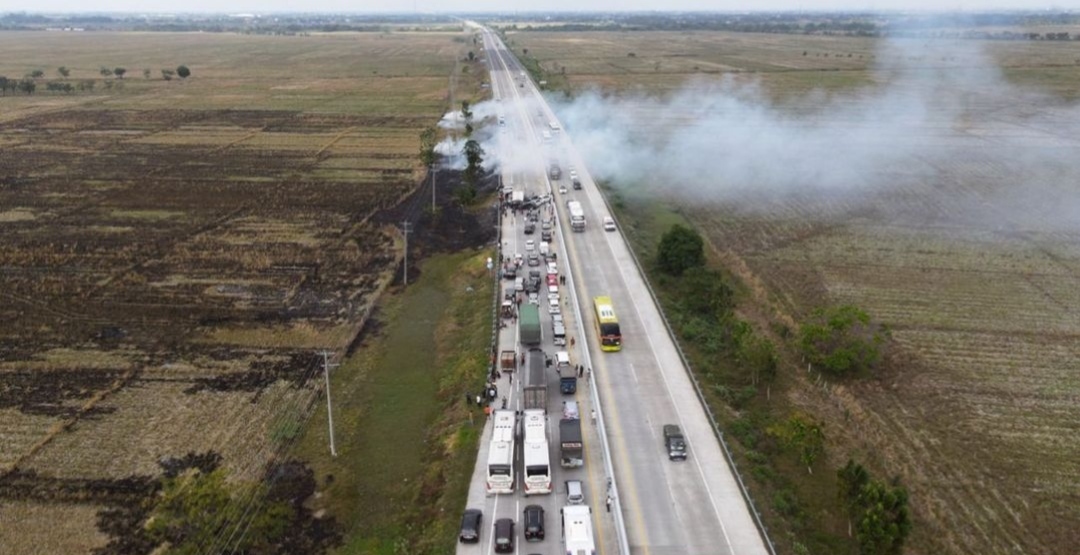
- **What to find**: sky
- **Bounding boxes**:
[3,0,1080,14]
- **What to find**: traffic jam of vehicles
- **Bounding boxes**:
[460,125,605,553]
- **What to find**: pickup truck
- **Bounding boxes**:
[663,424,688,461]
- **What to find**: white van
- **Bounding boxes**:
[539,241,549,256]
[603,217,616,232]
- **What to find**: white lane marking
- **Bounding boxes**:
[628,362,640,385]
[600,228,736,553]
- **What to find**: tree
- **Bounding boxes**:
[0,76,8,96]
[838,459,870,518]
[656,224,705,276]
[418,126,437,167]
[737,333,778,386]
[161,68,175,81]
[678,265,733,318]
[143,68,151,79]
[467,50,476,61]
[100,66,112,78]
[113,67,126,79]
[837,460,911,554]
[57,66,70,79]
[459,139,485,203]
[176,65,191,79]
[799,305,885,376]
[29,69,44,79]
[18,78,36,95]
[854,479,911,555]
[768,413,825,473]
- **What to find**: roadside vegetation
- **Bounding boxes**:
[610,189,909,555]
[294,250,495,555]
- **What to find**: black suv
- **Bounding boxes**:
[494,518,515,552]
[523,504,545,541]
[459,508,482,543]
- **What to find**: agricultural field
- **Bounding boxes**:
[513,28,1080,555]
[0,29,474,553]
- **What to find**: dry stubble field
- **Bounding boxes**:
[512,28,1080,555]
[0,29,469,553]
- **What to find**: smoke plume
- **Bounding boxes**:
[545,31,1080,231]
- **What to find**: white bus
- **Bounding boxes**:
[486,410,517,494]
[562,505,596,555]
[522,408,552,495]
[567,201,586,232]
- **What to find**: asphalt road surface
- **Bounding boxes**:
[457,24,771,555]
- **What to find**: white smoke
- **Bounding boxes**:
[545,32,1080,231]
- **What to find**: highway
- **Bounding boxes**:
[459,25,771,555]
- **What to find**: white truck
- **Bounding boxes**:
[567,201,586,232]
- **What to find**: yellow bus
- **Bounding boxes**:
[593,296,622,352]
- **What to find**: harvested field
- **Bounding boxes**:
[518,28,1080,555]
[0,28,475,553]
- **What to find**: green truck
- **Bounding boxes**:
[519,304,542,346]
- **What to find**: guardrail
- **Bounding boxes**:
[594,191,779,555]
[550,186,632,555]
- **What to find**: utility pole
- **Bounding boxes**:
[320,350,340,457]
[401,221,412,286]
[432,163,436,213]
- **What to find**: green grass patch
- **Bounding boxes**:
[606,189,855,555]
[293,249,495,555]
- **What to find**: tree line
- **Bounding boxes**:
[0,65,191,96]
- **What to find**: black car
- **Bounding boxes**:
[494,518,515,553]
[459,508,482,543]
[523,504,545,541]
[524,223,536,235]
[541,230,552,242]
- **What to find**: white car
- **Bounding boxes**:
[558,185,567,194]
[546,262,558,276]
[529,292,540,305]
[548,297,561,315]
[603,217,616,232]
[548,284,559,295]
[525,239,535,252]
[569,169,578,180]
